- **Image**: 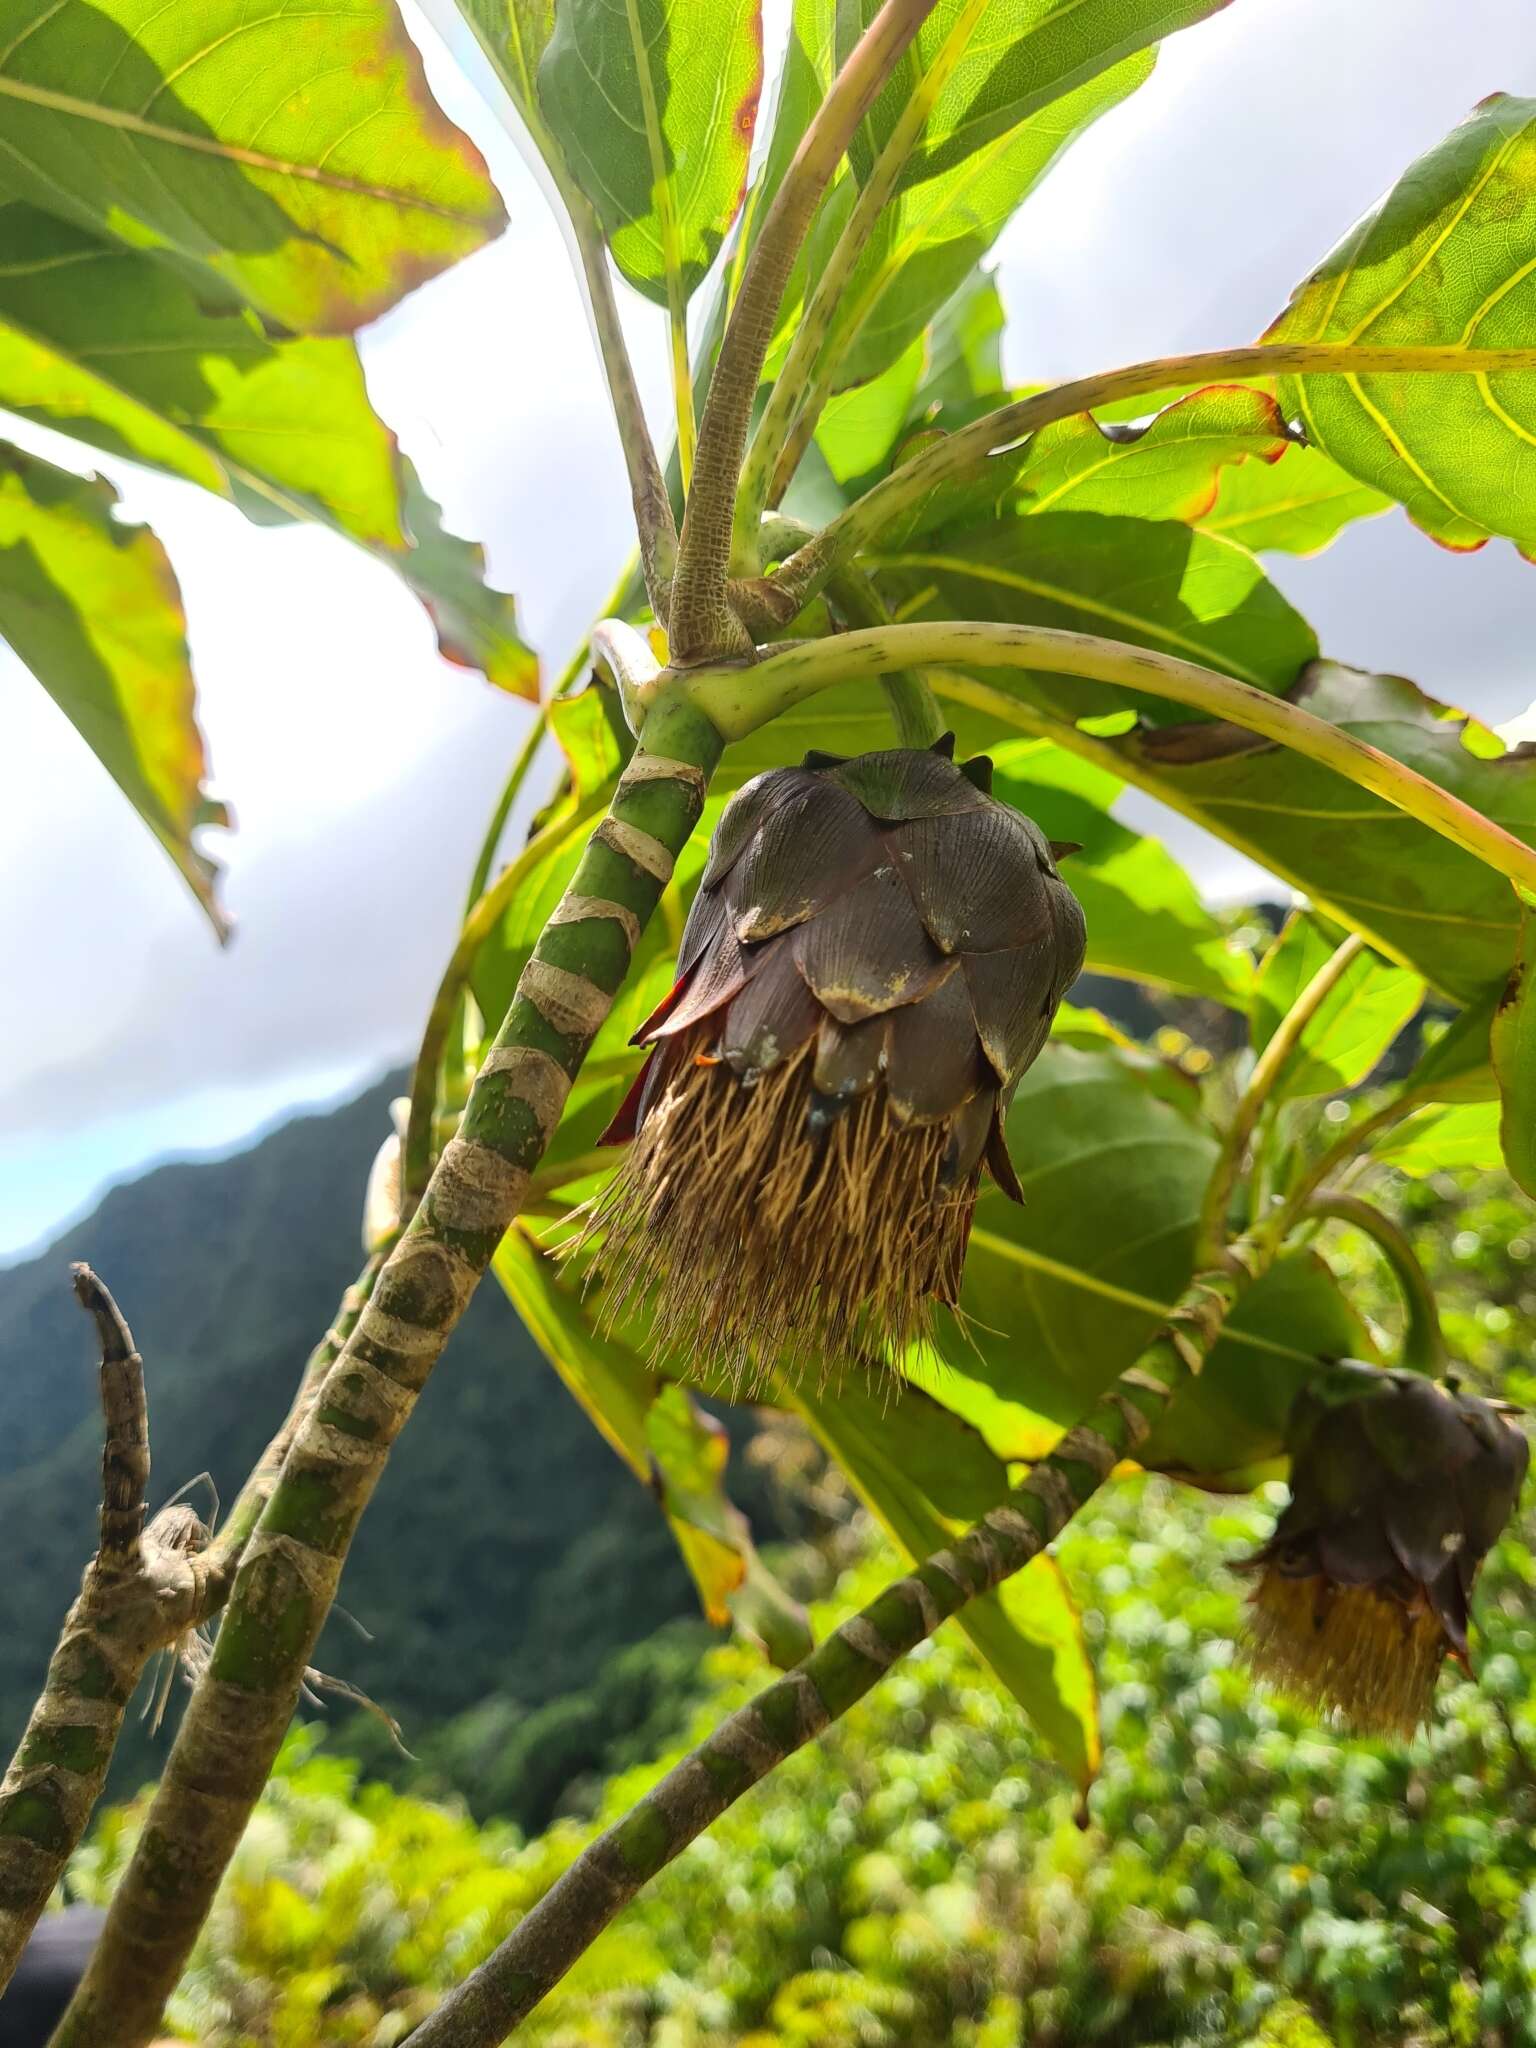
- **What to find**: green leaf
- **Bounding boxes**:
[821,56,1152,392]
[1200,438,1392,556]
[438,0,556,128]
[947,1039,1215,1423]
[1251,913,1424,1101]
[1140,1252,1373,1487]
[1073,660,1536,1005]
[988,738,1250,1004]
[1492,891,1536,1197]
[794,1377,1099,1791]
[874,512,1319,725]
[0,202,538,696]
[0,0,506,335]
[1267,94,1536,554]
[815,337,927,487]
[537,0,763,308]
[1373,1100,1504,1176]
[1014,386,1296,522]
[394,462,539,699]
[495,1231,809,1662]
[847,0,1230,195]
[936,1038,1370,1480]
[0,442,226,931]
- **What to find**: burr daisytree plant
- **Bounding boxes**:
[4,0,1536,2038]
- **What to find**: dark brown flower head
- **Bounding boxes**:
[1241,1362,1528,1734]
[584,736,1085,1384]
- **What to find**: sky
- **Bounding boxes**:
[2,0,1534,1260]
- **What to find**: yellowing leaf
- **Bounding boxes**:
[0,0,507,334]
[0,443,227,931]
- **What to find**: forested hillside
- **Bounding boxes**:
[0,1079,724,1797]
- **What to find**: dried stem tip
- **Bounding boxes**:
[1241,1362,1528,1734]
[585,738,1085,1382]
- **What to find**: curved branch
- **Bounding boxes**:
[765,342,1536,620]
[672,623,1536,895]
[408,1254,1258,2046]
[1299,1193,1448,1376]
[1196,931,1365,1266]
[668,0,939,662]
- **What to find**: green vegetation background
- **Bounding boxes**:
[6,1079,1535,2045]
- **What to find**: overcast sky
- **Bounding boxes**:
[2,0,1533,1259]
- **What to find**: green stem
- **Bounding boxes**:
[827,568,944,746]
[1298,1194,1448,1376]
[765,342,1536,620]
[672,624,1536,896]
[52,696,725,2048]
[732,0,988,563]
[668,0,939,662]
[566,194,678,617]
[0,1272,202,1987]
[408,1254,1258,2046]
[1196,931,1365,1266]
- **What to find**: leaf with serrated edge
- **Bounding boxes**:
[0,0,506,334]
[1267,93,1536,554]
[0,443,226,931]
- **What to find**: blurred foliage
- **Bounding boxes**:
[69,1168,1536,2048]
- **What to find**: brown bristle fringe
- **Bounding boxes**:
[573,1033,979,1390]
[1243,1568,1451,1736]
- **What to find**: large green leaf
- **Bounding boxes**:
[1373,1100,1504,1176]
[537,0,762,308]
[1095,662,1536,1006]
[988,738,1250,1004]
[0,0,506,334]
[795,1376,1100,1792]
[820,56,1151,391]
[495,1230,810,1664]
[947,1039,1216,1421]
[1491,892,1536,1198]
[874,512,1319,723]
[0,443,226,930]
[1267,94,1536,554]
[936,1038,1369,1479]
[1250,913,1424,1102]
[847,0,1228,193]
[0,203,537,696]
[1200,438,1392,557]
